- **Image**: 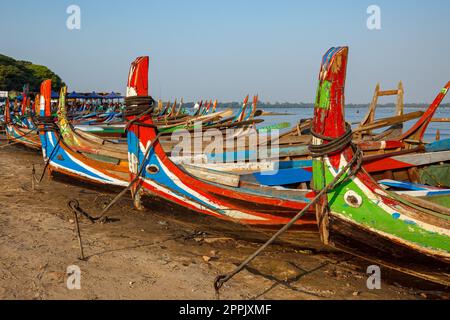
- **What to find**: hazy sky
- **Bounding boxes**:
[1,0,449,103]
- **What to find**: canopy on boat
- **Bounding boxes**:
[86,91,103,99]
[51,91,59,99]
[67,91,86,99]
[104,92,123,99]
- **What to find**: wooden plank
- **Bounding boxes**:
[182,164,240,187]
[378,89,399,96]
[431,118,450,122]
[394,150,450,166]
[354,111,423,133]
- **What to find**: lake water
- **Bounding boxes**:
[250,106,450,141]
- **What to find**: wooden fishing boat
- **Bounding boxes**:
[122,56,335,247]
[37,80,130,187]
[37,81,326,249]
[311,46,449,285]
[3,97,41,150]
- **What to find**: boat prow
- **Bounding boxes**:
[311,46,450,285]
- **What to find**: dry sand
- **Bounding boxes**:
[0,142,448,300]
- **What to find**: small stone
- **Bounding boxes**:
[352,291,360,296]
[202,256,211,262]
[69,219,74,224]
[129,281,134,286]
[158,221,167,226]
[420,293,427,299]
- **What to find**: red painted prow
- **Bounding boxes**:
[39,80,52,117]
[34,94,40,115]
[4,99,11,123]
[312,47,349,168]
[126,56,149,98]
[21,86,29,116]
[238,95,250,121]
[252,95,259,115]
[399,81,450,142]
[126,56,154,127]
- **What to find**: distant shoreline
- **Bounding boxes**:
[188,102,450,109]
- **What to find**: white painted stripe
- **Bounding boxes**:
[47,132,128,186]
[137,141,266,221]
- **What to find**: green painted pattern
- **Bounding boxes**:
[56,87,77,147]
[312,158,450,253]
[317,80,331,109]
[314,81,321,108]
[258,122,291,132]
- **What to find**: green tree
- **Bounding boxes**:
[0,54,64,92]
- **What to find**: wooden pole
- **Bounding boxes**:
[72,211,85,260]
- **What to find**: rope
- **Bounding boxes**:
[66,132,161,223]
[124,96,155,130]
[29,116,61,185]
[309,123,353,157]
[31,134,62,185]
[213,123,363,296]
[65,96,158,222]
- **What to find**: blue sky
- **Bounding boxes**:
[1,0,449,103]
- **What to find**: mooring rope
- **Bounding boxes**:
[30,117,61,184]
[124,96,155,130]
[67,100,160,223]
[67,131,162,223]
[213,123,363,296]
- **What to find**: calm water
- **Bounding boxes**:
[252,106,450,141]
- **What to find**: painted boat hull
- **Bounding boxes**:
[328,215,450,285]
[5,123,41,150]
[311,46,450,286]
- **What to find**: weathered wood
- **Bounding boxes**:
[378,89,399,96]
[354,111,423,133]
[182,164,240,187]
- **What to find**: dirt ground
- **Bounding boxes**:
[0,142,448,300]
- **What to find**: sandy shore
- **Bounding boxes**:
[0,142,448,300]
